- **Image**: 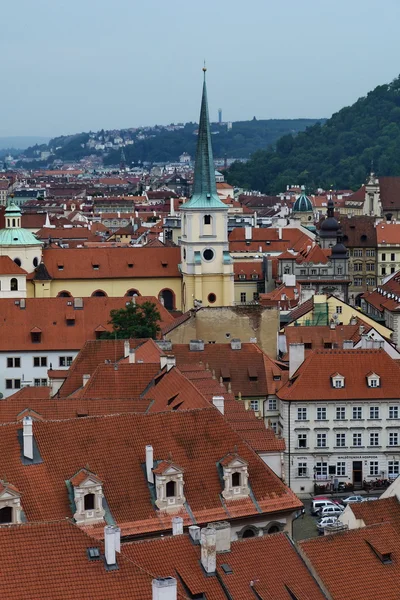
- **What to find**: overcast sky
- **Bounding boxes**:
[2,0,400,137]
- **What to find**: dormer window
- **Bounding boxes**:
[31,328,42,344]
[220,453,250,500]
[0,480,23,524]
[367,372,380,388]
[70,468,105,525]
[331,373,345,389]
[238,274,246,280]
[153,460,185,512]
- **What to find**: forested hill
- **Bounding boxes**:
[19,119,323,167]
[226,76,400,194]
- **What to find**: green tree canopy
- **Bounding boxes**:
[102,300,161,340]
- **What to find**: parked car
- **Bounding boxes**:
[362,496,379,502]
[311,499,338,515]
[311,497,343,515]
[319,505,344,517]
[316,516,338,533]
[342,495,364,505]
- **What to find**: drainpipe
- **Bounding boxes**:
[288,401,291,490]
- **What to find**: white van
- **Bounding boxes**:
[311,499,337,515]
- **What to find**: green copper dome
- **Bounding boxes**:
[293,192,313,213]
[0,203,42,246]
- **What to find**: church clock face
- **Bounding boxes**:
[203,248,214,261]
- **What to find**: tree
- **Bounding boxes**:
[102,300,161,339]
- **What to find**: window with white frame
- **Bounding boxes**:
[366,277,375,286]
[316,407,327,420]
[367,374,380,388]
[366,249,375,257]
[352,406,362,420]
[297,462,307,477]
[315,462,328,477]
[240,292,247,303]
[388,461,399,477]
[316,433,327,448]
[369,406,380,419]
[33,356,47,367]
[354,278,363,287]
[270,421,278,433]
[268,398,277,410]
[336,306,342,314]
[389,406,399,419]
[250,400,259,411]
[297,433,307,448]
[336,462,346,476]
[369,432,380,446]
[5,379,21,389]
[336,433,346,447]
[370,461,379,476]
[389,432,399,447]
[336,406,346,420]
[297,407,307,421]
[59,356,73,367]
[34,378,48,387]
[353,249,363,257]
[6,357,21,368]
[332,374,345,388]
[353,433,362,447]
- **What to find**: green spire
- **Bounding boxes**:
[181,68,227,210]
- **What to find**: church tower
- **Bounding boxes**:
[180,68,234,311]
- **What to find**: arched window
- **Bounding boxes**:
[84,493,95,511]
[166,480,176,497]
[232,472,241,487]
[10,278,18,291]
[0,506,12,524]
[204,214,212,225]
[12,218,15,227]
[242,528,255,538]
[268,524,280,534]
[91,290,107,297]
[125,289,140,297]
[14,258,21,267]
[159,289,175,310]
[57,291,72,298]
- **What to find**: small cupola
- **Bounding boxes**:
[152,460,186,512]
[70,468,105,524]
[219,452,250,500]
[331,372,345,389]
[5,203,22,229]
[0,480,23,524]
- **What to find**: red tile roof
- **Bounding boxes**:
[229,227,312,253]
[350,496,400,531]
[300,522,400,600]
[0,296,174,352]
[0,255,27,275]
[278,348,400,401]
[36,246,181,279]
[376,222,400,245]
[75,363,162,399]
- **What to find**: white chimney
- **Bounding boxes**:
[212,395,224,415]
[170,197,175,216]
[245,226,252,241]
[160,355,176,371]
[146,445,154,483]
[289,343,305,378]
[104,525,117,566]
[114,527,121,552]
[172,516,183,536]
[82,373,90,387]
[278,227,282,240]
[208,521,231,553]
[124,340,130,358]
[152,578,177,600]
[129,349,136,364]
[200,527,217,574]
[343,340,354,349]
[189,525,201,542]
[23,416,33,460]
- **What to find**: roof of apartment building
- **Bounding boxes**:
[228,227,313,253]
[350,496,400,532]
[376,222,400,245]
[0,409,301,537]
[0,297,174,352]
[299,522,400,600]
[30,246,181,279]
[363,271,400,313]
[278,348,400,401]
[340,215,377,247]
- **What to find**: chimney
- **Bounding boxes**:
[104,526,117,566]
[82,374,90,387]
[330,322,336,329]
[278,227,282,240]
[160,355,176,371]
[343,340,353,349]
[189,525,201,543]
[245,226,252,241]
[208,521,231,553]
[152,578,177,600]
[212,395,224,415]
[172,516,183,536]
[124,340,130,358]
[114,527,121,553]
[146,445,154,484]
[289,343,305,378]
[129,349,136,364]
[200,527,217,574]
[230,338,242,350]
[170,197,175,216]
[23,416,33,460]
[189,339,204,351]
[359,325,365,335]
